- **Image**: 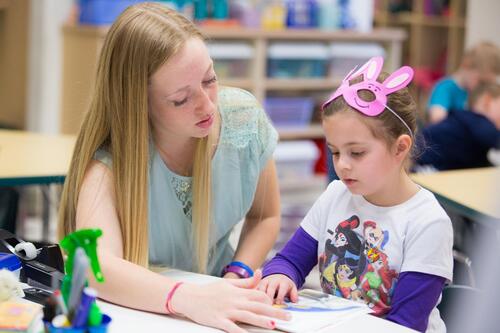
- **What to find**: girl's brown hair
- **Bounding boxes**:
[322,72,418,164]
[59,3,213,272]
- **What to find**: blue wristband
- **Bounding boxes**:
[228,261,254,277]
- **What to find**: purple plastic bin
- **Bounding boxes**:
[264,97,314,127]
[79,0,144,25]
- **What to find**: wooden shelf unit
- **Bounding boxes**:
[61,25,406,136]
[375,0,467,74]
[0,0,29,130]
[0,0,10,11]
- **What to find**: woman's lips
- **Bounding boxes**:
[196,114,214,129]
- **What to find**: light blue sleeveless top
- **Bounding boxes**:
[95,87,278,276]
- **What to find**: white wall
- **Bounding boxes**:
[26,0,73,133]
[465,0,500,48]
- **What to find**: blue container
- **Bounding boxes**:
[286,0,318,28]
[267,43,329,78]
[45,314,112,333]
[79,0,145,25]
[268,59,327,78]
[0,253,22,279]
[264,97,314,128]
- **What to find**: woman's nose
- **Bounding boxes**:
[194,86,215,115]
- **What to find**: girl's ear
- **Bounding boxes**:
[393,134,412,160]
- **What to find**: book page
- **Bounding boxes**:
[272,289,372,333]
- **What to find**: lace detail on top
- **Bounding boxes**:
[218,87,271,150]
[170,176,192,219]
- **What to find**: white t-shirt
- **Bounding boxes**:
[301,180,453,333]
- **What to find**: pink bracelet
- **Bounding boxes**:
[165,282,184,315]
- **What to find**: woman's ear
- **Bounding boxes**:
[393,134,412,160]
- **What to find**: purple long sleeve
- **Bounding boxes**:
[263,227,318,288]
[386,271,446,332]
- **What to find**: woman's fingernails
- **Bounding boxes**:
[269,320,276,328]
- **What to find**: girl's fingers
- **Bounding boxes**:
[265,279,279,301]
[231,310,277,331]
[241,301,291,321]
[289,285,299,303]
[275,282,290,305]
[256,280,268,293]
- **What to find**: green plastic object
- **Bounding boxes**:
[60,228,105,322]
[60,229,104,282]
[88,301,103,326]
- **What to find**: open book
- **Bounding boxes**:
[271,289,372,333]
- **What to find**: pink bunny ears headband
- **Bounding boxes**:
[322,56,414,136]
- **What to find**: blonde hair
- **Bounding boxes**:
[469,82,500,108]
[322,72,418,168]
[462,42,500,76]
[59,3,213,273]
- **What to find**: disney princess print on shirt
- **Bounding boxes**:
[318,215,398,315]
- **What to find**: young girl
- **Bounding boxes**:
[259,57,453,333]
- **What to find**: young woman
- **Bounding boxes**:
[59,3,288,332]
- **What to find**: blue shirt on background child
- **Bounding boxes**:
[428,78,468,112]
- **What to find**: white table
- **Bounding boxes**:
[412,167,500,227]
[97,270,417,333]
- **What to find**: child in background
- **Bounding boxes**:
[427,42,500,124]
[259,57,453,333]
[416,83,500,171]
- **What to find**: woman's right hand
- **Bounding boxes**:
[257,274,298,305]
[171,270,291,333]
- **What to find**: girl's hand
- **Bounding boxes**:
[171,270,291,333]
[258,274,298,305]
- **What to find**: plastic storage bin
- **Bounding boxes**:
[286,0,318,28]
[273,141,319,180]
[0,253,22,279]
[78,0,143,25]
[207,43,254,79]
[329,43,385,78]
[264,97,314,128]
[267,43,329,78]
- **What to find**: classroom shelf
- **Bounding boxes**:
[378,12,466,28]
[218,78,253,90]
[61,25,406,137]
[375,0,467,74]
[266,78,342,91]
[0,0,10,10]
[202,27,407,42]
[278,124,324,141]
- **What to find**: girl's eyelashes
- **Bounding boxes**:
[351,151,365,157]
[330,150,365,158]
